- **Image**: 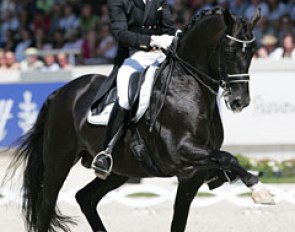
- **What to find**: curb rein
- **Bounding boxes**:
[149,33,255,131]
[165,33,256,96]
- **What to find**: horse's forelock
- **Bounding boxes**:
[230,16,254,39]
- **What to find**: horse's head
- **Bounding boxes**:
[216,9,261,112]
[177,8,260,113]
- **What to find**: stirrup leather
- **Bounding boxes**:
[91,150,114,179]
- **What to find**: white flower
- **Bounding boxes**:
[267,161,276,167]
[0,99,14,141]
[17,91,38,134]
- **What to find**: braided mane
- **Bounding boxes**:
[181,8,224,36]
[181,8,249,38]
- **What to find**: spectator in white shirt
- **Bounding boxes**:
[59,3,79,34]
[14,28,33,62]
[270,33,295,59]
[5,51,20,70]
[57,53,71,70]
[20,47,44,71]
[257,34,278,58]
[277,14,295,43]
[41,54,60,72]
[96,23,118,64]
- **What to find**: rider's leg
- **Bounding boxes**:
[92,51,166,179]
[91,100,129,179]
[91,54,146,179]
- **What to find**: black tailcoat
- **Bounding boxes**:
[92,0,176,107]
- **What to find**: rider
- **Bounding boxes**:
[91,0,178,179]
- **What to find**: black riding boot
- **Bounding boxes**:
[91,100,129,179]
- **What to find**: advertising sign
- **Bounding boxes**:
[0,82,65,147]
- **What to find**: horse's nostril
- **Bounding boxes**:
[233,99,242,109]
[236,100,241,107]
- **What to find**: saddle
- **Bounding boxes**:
[87,64,166,177]
[91,69,146,117]
[88,62,163,126]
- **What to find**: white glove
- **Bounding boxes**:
[150,35,174,50]
[175,29,182,37]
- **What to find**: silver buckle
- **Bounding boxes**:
[91,150,114,178]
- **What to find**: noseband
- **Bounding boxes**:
[164,32,255,96]
[150,32,255,131]
[219,34,256,94]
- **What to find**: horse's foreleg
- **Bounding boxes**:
[171,171,206,232]
[180,144,258,186]
[215,150,275,204]
[180,145,274,204]
[211,150,259,187]
[76,174,128,232]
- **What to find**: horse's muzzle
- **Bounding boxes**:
[230,96,250,112]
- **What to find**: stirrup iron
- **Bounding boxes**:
[91,150,114,180]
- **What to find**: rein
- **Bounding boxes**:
[168,51,220,95]
[149,33,255,131]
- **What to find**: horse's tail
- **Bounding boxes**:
[22,95,49,231]
[3,91,73,231]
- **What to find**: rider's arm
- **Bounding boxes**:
[160,0,177,36]
[108,0,151,51]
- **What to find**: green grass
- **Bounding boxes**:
[127,192,215,198]
[260,176,295,183]
[238,192,252,197]
[195,192,215,198]
[127,192,159,198]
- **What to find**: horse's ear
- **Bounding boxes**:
[249,8,261,31]
[223,8,234,27]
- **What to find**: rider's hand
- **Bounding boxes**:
[150,35,174,50]
[175,29,182,37]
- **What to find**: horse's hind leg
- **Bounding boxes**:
[76,174,128,232]
[36,149,76,231]
[171,171,206,232]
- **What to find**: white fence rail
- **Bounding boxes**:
[1,183,295,208]
[0,59,294,156]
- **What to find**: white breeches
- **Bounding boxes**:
[117,51,166,109]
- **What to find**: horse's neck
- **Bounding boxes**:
[177,14,225,73]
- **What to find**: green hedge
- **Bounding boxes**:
[235,154,295,179]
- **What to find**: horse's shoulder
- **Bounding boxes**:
[73,73,107,85]
[59,74,106,92]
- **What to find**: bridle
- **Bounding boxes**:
[219,33,256,95]
[164,31,256,96]
[150,30,256,130]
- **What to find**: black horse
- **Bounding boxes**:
[4,8,273,232]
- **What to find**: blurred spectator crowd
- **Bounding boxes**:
[0,0,294,71]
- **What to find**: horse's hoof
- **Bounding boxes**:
[251,188,275,205]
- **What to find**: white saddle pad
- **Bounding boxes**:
[87,65,158,125]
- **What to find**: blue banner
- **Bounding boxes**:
[0,82,65,147]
